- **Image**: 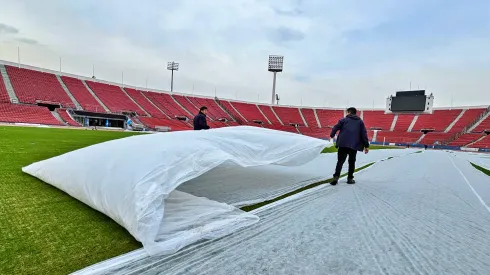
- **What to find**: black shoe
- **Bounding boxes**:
[347,178,356,184]
[330,176,340,185]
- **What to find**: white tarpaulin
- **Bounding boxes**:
[178,148,418,207]
[22,126,329,255]
[73,150,490,275]
[450,151,490,170]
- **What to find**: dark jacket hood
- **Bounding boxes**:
[346,114,360,120]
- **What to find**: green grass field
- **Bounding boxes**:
[0,127,143,275]
[471,162,490,176]
[0,126,402,274]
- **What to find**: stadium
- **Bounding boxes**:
[2,2,490,274]
[1,60,489,149]
[2,57,490,275]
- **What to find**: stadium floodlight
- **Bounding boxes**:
[167,61,179,92]
[268,55,284,105]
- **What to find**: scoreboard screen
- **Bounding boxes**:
[391,96,427,112]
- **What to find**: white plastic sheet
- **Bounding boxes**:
[73,150,490,275]
[451,151,490,170]
[22,126,329,255]
[178,148,418,206]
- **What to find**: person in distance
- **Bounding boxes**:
[193,106,211,130]
[329,107,369,185]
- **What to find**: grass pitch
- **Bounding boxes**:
[0,126,143,275]
[0,126,402,274]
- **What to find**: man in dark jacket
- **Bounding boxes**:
[193,106,210,130]
[330,107,369,185]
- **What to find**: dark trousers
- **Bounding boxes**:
[334,147,357,179]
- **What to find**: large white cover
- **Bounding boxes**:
[73,150,490,275]
[22,126,329,255]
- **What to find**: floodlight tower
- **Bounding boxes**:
[167,61,179,92]
[268,55,284,105]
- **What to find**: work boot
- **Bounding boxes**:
[330,176,340,185]
[347,178,356,184]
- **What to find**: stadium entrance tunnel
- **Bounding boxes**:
[70,110,127,128]
[22,126,331,256]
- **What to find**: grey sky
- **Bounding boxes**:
[0,0,489,108]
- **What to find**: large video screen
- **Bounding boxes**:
[391,96,426,112]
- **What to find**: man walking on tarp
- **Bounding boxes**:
[193,106,210,130]
[330,107,369,185]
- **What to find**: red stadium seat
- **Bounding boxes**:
[0,76,10,103]
[0,103,62,125]
[449,108,486,133]
[467,134,490,149]
[393,114,415,132]
[124,88,167,118]
[316,109,344,128]
[272,106,304,125]
[300,108,320,128]
[231,102,268,122]
[57,109,81,126]
[140,91,190,118]
[258,105,281,124]
[413,110,462,132]
[6,66,73,107]
[473,114,490,133]
[85,81,144,114]
[61,76,105,112]
[363,111,395,130]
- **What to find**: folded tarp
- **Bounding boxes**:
[22,126,329,255]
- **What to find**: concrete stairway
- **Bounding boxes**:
[56,75,82,110]
[82,80,110,113]
[0,64,19,103]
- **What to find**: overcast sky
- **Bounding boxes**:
[0,0,489,108]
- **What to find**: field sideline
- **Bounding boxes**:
[0,126,401,274]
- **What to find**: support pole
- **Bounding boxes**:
[171,69,174,92]
[271,71,277,105]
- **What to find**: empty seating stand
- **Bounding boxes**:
[142,91,190,118]
[57,110,80,126]
[376,131,422,144]
[420,132,453,145]
[172,95,197,116]
[300,108,319,128]
[258,105,281,124]
[449,108,486,132]
[473,115,490,133]
[363,111,394,130]
[0,103,61,125]
[448,133,483,147]
[316,109,344,128]
[137,116,190,131]
[124,88,166,118]
[85,81,143,114]
[6,66,73,106]
[299,127,330,139]
[393,114,415,132]
[413,110,462,132]
[263,124,298,133]
[219,101,246,122]
[272,106,304,125]
[231,102,268,122]
[468,134,490,149]
[0,77,10,103]
[61,76,104,112]
[4,64,490,148]
[186,96,233,121]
